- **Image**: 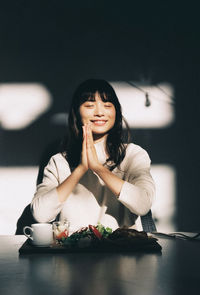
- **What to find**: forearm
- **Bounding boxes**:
[94,165,124,196]
[31,153,87,222]
[56,164,87,202]
[118,182,153,216]
[95,165,155,216]
[31,187,63,222]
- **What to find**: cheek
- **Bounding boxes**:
[81,118,89,125]
[109,109,116,124]
[79,109,90,125]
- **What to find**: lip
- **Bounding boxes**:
[90,120,108,126]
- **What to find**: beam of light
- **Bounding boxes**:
[0,165,176,235]
[151,165,176,232]
[0,83,52,130]
[0,167,38,235]
[48,82,175,129]
[110,81,175,128]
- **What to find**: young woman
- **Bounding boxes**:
[31,79,155,232]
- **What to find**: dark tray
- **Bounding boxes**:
[19,236,162,255]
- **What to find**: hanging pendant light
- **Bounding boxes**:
[145,93,151,107]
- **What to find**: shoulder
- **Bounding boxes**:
[50,152,67,161]
[44,153,71,182]
[123,143,151,169]
[47,153,70,170]
[126,143,150,157]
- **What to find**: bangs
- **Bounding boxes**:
[79,91,115,104]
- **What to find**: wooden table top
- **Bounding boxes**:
[0,234,199,295]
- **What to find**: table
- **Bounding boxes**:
[0,235,199,295]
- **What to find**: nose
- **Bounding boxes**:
[94,102,104,116]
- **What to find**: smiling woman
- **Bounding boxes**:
[66,79,128,170]
[31,79,156,233]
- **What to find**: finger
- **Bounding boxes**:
[81,126,88,168]
[86,124,94,147]
[82,126,87,148]
[82,125,86,140]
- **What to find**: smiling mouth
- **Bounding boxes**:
[90,120,107,126]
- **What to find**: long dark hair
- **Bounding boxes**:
[65,79,130,170]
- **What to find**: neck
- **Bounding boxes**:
[93,133,108,144]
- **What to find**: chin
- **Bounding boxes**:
[92,128,108,134]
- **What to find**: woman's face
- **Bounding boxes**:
[79,92,116,141]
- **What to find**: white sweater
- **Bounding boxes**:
[31,141,155,232]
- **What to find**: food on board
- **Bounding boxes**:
[56,223,160,251]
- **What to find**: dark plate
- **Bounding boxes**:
[19,236,162,255]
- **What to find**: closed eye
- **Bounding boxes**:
[85,104,94,108]
[104,103,112,108]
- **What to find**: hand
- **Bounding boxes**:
[80,125,88,172]
[78,124,124,197]
[85,124,103,172]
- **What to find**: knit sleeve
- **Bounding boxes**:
[118,144,155,216]
[31,154,70,222]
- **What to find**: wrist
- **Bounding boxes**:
[76,164,88,175]
[93,164,106,174]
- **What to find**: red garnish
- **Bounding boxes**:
[56,231,68,240]
[89,225,102,240]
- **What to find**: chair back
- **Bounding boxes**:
[141,210,157,232]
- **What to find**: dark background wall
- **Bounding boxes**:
[0,1,200,231]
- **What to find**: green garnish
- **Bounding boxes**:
[62,223,113,247]
[96,222,112,238]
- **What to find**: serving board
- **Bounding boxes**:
[19,236,162,255]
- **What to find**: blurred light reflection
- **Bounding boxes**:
[0,83,52,130]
